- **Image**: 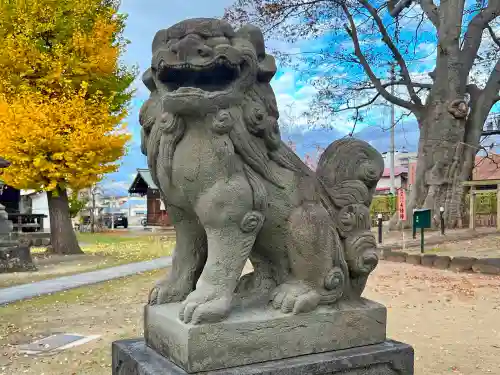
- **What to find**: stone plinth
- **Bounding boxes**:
[0,245,36,273]
[144,299,387,373]
[112,339,414,375]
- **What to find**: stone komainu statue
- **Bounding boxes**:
[140,18,384,325]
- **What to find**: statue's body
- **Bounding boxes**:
[141,18,384,325]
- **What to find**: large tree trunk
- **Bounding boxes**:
[47,188,83,255]
[390,97,475,230]
[403,104,469,229]
[390,0,479,230]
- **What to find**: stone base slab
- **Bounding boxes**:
[112,339,414,375]
[144,299,387,372]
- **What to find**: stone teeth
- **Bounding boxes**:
[164,58,237,71]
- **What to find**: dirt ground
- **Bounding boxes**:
[1,262,499,375]
[403,233,500,258]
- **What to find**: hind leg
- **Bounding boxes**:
[235,253,276,307]
[271,202,337,314]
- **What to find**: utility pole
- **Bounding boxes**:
[90,185,96,233]
[110,197,115,230]
[128,193,132,219]
[389,13,400,195]
[390,62,396,195]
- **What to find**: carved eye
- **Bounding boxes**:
[254,107,265,122]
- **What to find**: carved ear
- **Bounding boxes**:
[235,24,277,83]
[257,54,277,83]
[142,68,157,93]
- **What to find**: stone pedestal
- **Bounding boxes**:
[112,339,414,375]
[0,244,36,273]
[112,298,414,374]
[144,299,387,372]
[0,203,36,273]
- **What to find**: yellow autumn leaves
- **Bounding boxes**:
[0,1,122,95]
[0,89,129,191]
[0,0,134,192]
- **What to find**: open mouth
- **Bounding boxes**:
[158,57,241,93]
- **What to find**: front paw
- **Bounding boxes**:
[148,278,193,306]
[179,285,232,325]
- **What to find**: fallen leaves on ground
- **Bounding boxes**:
[1,262,500,375]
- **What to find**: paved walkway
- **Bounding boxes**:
[0,256,172,305]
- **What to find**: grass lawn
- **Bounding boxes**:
[0,270,162,375]
[0,234,175,289]
[75,231,161,245]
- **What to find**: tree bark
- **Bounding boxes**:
[47,188,83,254]
[400,104,468,229]
[389,0,475,229]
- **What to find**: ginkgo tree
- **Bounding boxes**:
[0,0,135,254]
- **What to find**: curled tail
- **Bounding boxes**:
[316,138,384,298]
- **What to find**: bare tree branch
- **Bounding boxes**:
[419,0,440,28]
[481,57,500,108]
[358,0,424,108]
[353,80,433,91]
[461,0,500,75]
[467,83,482,103]
[338,92,381,112]
[487,24,500,48]
[353,81,484,98]
[341,3,416,112]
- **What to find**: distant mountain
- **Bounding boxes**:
[283,120,420,159]
[354,120,419,153]
[102,121,421,197]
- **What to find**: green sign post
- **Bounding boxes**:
[413,209,432,253]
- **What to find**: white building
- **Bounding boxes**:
[380,150,417,169]
[18,190,147,231]
[375,167,408,195]
[20,190,51,231]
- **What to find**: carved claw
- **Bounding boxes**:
[179,286,232,324]
[271,281,321,314]
[148,286,160,305]
[148,278,192,306]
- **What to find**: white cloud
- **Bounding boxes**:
[271,71,296,93]
[271,71,329,133]
[101,180,133,195]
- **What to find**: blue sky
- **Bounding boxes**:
[102,0,493,195]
